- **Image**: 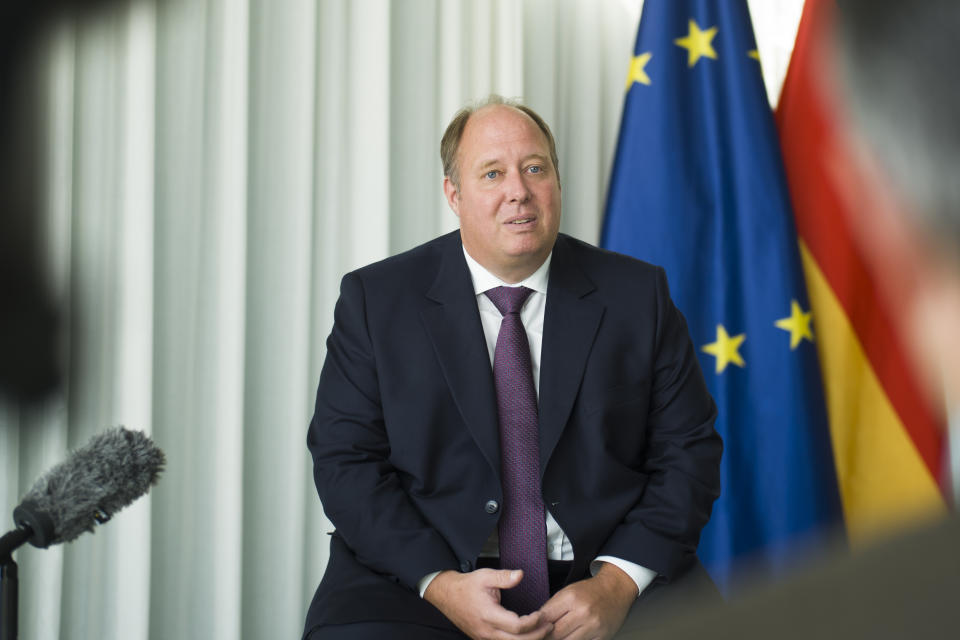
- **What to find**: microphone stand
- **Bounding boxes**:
[0,527,31,640]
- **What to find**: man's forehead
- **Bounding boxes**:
[465,104,539,136]
[460,105,550,162]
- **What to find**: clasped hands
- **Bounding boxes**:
[423,562,638,640]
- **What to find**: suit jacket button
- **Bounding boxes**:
[484,500,499,514]
[459,560,472,572]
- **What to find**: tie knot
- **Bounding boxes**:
[485,286,533,316]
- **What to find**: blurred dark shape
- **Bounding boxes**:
[832,0,960,430]
[835,0,960,260]
[0,1,125,403]
[637,517,960,639]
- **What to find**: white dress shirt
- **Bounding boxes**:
[417,249,656,598]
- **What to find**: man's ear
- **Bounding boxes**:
[443,176,460,216]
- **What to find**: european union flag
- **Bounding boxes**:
[601,0,842,590]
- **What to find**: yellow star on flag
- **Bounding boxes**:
[775,300,814,349]
[748,49,760,61]
[625,52,653,90]
[674,19,718,67]
[702,324,746,373]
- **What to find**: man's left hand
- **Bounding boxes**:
[538,562,638,640]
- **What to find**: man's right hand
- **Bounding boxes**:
[424,569,554,640]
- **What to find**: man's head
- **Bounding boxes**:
[441,96,562,283]
[833,0,960,408]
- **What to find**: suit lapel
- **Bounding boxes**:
[420,234,502,479]
[538,235,604,472]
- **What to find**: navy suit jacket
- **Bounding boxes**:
[304,231,721,631]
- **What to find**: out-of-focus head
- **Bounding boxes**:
[0,1,84,403]
[441,96,562,284]
[833,0,960,409]
[835,0,960,259]
[1,0,150,403]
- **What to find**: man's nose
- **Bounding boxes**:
[504,171,532,203]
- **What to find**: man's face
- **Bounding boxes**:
[444,105,561,283]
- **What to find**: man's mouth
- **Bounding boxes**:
[508,217,535,225]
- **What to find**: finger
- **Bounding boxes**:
[547,615,573,639]
[482,568,524,589]
[493,619,554,640]
[512,611,549,633]
[540,600,579,638]
[548,618,584,640]
[484,606,545,634]
[538,591,572,623]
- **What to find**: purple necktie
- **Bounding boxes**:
[485,286,550,615]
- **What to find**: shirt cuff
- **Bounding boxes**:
[591,556,657,598]
[418,571,442,598]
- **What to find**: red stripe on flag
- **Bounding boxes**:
[776,0,944,484]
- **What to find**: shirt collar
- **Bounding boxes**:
[462,247,552,296]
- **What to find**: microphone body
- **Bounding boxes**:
[9,426,165,549]
[1,427,163,640]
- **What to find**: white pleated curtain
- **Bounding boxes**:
[0,0,801,638]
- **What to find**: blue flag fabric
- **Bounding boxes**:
[601,0,842,590]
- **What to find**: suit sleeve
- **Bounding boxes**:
[598,266,722,581]
[307,272,460,590]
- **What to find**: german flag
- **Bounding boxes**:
[776,0,947,543]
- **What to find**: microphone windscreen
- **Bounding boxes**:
[13,426,165,547]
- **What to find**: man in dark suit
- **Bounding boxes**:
[303,96,722,639]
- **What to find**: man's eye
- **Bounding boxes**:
[485,170,499,179]
[528,165,542,174]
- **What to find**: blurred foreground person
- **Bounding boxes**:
[0,3,70,403]
[835,0,960,434]
[0,1,134,401]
